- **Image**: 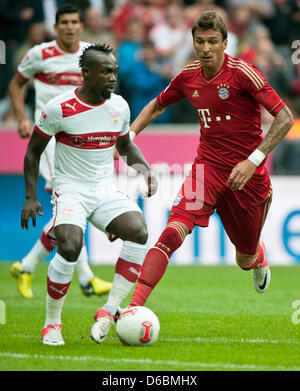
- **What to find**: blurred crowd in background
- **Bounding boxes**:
[0,0,300,173]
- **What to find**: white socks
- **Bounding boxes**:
[103,241,146,316]
[21,240,50,274]
[45,253,76,327]
[103,274,135,316]
[75,245,94,286]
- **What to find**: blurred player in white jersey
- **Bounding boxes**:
[8,3,112,299]
[21,44,158,345]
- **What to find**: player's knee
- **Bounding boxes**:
[57,236,82,262]
[127,223,148,245]
[235,251,257,270]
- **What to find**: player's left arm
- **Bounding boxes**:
[116,133,158,197]
[255,105,294,156]
[227,66,294,191]
[227,106,294,191]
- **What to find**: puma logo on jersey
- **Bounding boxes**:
[44,48,55,56]
[65,102,77,111]
[192,89,199,97]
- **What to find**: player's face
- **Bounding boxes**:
[54,13,83,47]
[193,29,227,73]
[91,53,118,100]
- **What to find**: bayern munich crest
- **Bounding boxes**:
[217,83,230,100]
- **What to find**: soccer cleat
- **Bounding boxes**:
[10,261,34,299]
[42,324,65,346]
[80,277,112,297]
[114,306,123,323]
[252,242,271,293]
[253,265,271,293]
[90,308,115,344]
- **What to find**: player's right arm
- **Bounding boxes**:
[130,98,166,138]
[9,45,42,138]
[21,131,50,230]
[8,73,33,138]
[21,100,58,230]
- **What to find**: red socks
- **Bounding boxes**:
[130,224,184,307]
[240,242,268,270]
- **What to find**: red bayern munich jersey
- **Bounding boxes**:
[157,53,285,170]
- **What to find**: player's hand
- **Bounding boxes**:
[143,170,158,198]
[226,159,257,191]
[18,119,33,139]
[21,198,43,230]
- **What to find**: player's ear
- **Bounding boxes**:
[223,39,228,51]
[53,19,59,34]
[82,66,90,79]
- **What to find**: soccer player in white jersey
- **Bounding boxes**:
[8,4,112,299]
[21,44,158,346]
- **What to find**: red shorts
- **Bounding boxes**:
[168,161,272,255]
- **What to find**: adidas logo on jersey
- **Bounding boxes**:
[192,90,199,97]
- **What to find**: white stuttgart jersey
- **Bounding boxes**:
[17,40,89,120]
[35,88,130,186]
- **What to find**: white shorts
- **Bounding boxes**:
[49,183,142,236]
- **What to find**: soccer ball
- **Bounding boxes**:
[116,306,160,346]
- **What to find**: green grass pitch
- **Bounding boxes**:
[1,262,300,371]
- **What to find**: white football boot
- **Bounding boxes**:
[90,308,115,344]
[42,324,65,346]
[252,242,271,293]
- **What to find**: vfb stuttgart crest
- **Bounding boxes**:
[217,83,230,100]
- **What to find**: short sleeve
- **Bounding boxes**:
[118,100,130,137]
[34,101,61,138]
[17,45,41,80]
[157,73,186,107]
[238,63,285,116]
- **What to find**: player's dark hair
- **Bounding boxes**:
[55,3,83,24]
[79,44,113,71]
[192,11,227,40]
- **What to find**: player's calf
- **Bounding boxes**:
[130,222,187,307]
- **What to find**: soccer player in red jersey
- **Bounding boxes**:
[126,11,294,308]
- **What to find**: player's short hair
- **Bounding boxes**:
[55,3,83,24]
[79,44,113,71]
[192,11,227,40]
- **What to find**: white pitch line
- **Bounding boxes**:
[12,333,300,346]
[1,352,299,371]
[161,336,300,345]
